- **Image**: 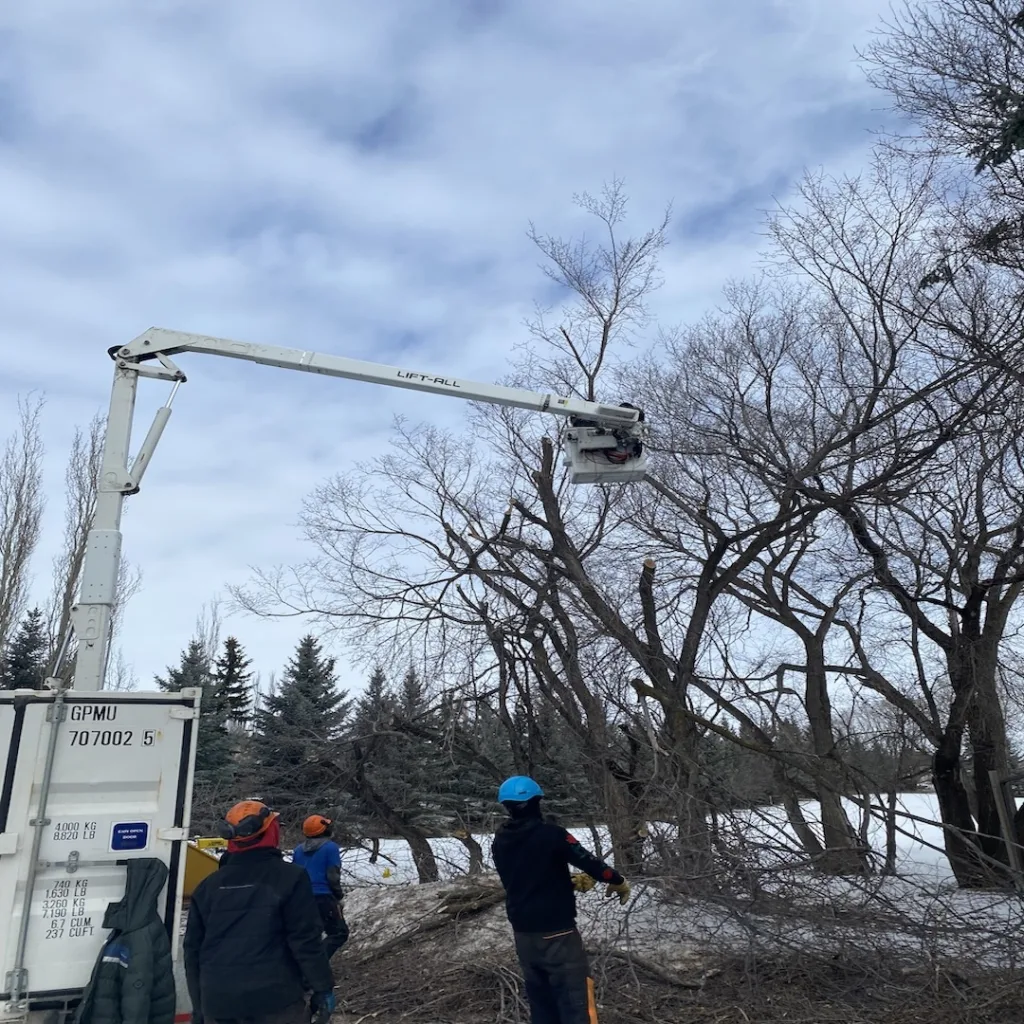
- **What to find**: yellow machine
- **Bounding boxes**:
[183,837,227,896]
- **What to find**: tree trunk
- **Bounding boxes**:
[664,704,713,882]
[932,633,1012,888]
[598,727,648,875]
[603,781,646,875]
[402,827,440,884]
[932,747,992,887]
[803,646,871,875]
[960,643,1010,863]
[883,789,899,876]
[774,763,825,862]
[455,832,484,874]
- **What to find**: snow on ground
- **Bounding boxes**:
[188,794,1024,969]
[335,793,990,884]
[328,793,1024,969]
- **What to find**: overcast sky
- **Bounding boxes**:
[0,0,895,696]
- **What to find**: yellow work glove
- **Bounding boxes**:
[571,873,596,894]
[605,879,631,905]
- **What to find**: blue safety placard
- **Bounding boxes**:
[110,821,150,851]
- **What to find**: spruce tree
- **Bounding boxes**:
[155,639,234,780]
[213,636,253,724]
[197,668,235,778]
[399,664,425,716]
[1,608,48,689]
[155,640,211,692]
[253,635,350,812]
[353,665,389,735]
[389,666,445,824]
[348,665,480,838]
[438,697,510,829]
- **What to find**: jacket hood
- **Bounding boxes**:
[301,836,331,855]
[498,816,543,838]
[103,857,169,932]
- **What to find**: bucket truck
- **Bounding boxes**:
[0,327,648,1021]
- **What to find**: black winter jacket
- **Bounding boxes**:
[73,858,176,1024]
[492,816,624,934]
[183,847,333,1022]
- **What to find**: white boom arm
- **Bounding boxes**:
[70,328,647,690]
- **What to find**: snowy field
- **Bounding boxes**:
[190,794,1024,969]
[326,793,1024,970]
[335,793,1001,885]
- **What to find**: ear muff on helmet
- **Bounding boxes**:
[218,802,273,841]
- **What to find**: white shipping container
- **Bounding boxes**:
[0,688,199,1021]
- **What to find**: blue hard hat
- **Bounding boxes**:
[498,776,544,803]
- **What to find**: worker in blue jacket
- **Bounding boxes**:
[292,815,350,960]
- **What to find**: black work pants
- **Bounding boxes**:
[315,895,349,960]
[210,999,308,1024]
[514,929,597,1024]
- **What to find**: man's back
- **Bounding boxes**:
[292,837,342,897]
[184,847,333,1021]
[493,816,624,934]
[492,817,578,933]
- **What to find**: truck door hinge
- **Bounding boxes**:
[169,707,199,720]
[45,704,68,722]
[157,827,188,842]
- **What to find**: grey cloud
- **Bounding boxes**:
[0,0,892,686]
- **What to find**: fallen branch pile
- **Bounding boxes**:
[334,878,1024,1023]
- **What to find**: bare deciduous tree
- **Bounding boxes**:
[866,0,1024,183]
[0,395,45,651]
[237,186,686,873]
[761,157,1024,886]
[43,413,142,684]
[46,414,102,671]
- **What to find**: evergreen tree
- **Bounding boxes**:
[438,697,511,829]
[389,666,446,825]
[399,664,425,716]
[1,608,48,689]
[253,635,350,812]
[524,698,592,821]
[352,665,389,735]
[213,637,254,724]
[346,665,458,838]
[155,639,234,781]
[155,640,211,692]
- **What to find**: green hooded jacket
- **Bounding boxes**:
[74,858,176,1024]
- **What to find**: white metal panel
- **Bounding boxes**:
[0,690,198,1008]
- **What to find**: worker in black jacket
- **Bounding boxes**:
[491,776,631,1024]
[184,801,335,1024]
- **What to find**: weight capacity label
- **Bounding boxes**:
[51,820,97,842]
[41,878,95,941]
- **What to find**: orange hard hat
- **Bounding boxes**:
[303,814,332,838]
[219,800,277,841]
